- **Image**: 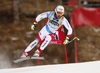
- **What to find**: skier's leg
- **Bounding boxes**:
[33,34,53,57]
[24,32,42,53]
[21,38,39,58]
[25,39,38,53]
[38,33,56,52]
[21,26,47,58]
[21,33,42,58]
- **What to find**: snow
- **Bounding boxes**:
[11,37,18,41]
[0,61,100,73]
[93,28,100,33]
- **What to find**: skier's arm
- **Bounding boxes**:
[34,11,52,24]
[62,18,73,44]
[31,11,52,30]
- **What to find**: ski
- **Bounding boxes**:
[31,56,44,60]
[14,56,44,63]
[13,57,30,63]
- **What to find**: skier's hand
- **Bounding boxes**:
[31,24,36,30]
[63,37,69,44]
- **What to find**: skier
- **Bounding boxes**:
[21,5,72,58]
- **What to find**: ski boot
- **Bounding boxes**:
[21,52,28,58]
[33,50,40,57]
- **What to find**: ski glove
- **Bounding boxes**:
[63,37,69,44]
[31,23,36,30]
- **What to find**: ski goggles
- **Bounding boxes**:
[56,12,63,15]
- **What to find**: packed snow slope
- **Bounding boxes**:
[0,61,100,73]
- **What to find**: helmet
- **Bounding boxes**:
[55,5,64,15]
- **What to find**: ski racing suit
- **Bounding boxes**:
[24,11,73,53]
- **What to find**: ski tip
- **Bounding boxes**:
[13,60,18,63]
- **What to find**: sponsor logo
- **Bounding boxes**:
[42,40,48,47]
[58,8,63,11]
[50,18,59,26]
[30,42,36,48]
[53,34,58,40]
[50,20,59,26]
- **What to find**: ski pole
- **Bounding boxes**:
[67,37,80,44]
